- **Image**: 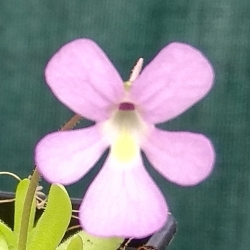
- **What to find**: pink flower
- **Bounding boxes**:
[35,39,215,238]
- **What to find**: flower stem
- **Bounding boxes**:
[17,114,81,250]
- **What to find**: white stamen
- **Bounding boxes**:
[129,58,144,82]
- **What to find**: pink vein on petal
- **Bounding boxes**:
[79,153,168,238]
[35,125,107,185]
[130,42,214,124]
[45,39,124,122]
[142,128,215,186]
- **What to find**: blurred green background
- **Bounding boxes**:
[0,0,249,249]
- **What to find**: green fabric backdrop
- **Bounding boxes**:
[1,0,250,249]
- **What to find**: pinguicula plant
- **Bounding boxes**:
[0,38,215,250]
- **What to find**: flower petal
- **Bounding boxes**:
[142,128,215,186]
[130,42,214,124]
[79,153,168,238]
[35,125,107,185]
[45,39,124,121]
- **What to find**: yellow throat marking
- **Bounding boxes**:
[112,131,138,163]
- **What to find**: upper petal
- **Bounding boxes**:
[79,153,168,238]
[142,128,215,186]
[35,125,107,185]
[130,42,214,124]
[45,39,124,122]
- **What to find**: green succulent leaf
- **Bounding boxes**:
[27,184,72,250]
[0,230,10,250]
[57,230,123,250]
[0,220,15,249]
[56,234,84,250]
[14,178,36,243]
[77,231,123,250]
[66,235,83,250]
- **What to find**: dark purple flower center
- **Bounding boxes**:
[118,102,135,111]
